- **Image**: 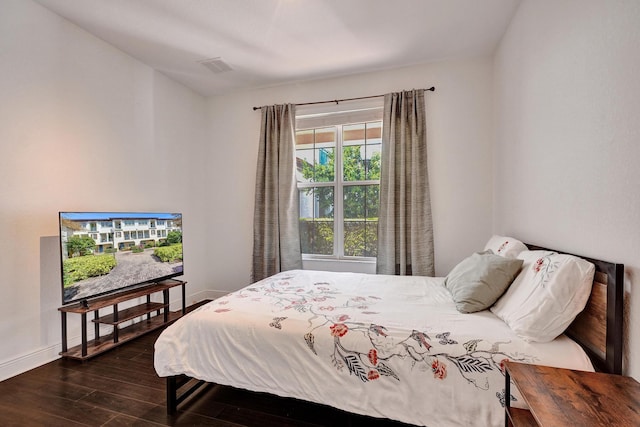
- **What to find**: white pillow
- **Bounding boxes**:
[484,235,528,259]
[490,250,595,342]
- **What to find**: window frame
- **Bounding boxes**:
[296,103,383,262]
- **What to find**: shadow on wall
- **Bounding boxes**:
[40,236,62,347]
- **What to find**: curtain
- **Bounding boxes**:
[376,90,435,276]
[252,104,302,282]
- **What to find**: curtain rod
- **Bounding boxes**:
[252,86,435,111]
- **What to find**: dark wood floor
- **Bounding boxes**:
[0,326,414,426]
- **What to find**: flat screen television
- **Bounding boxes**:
[59,212,183,306]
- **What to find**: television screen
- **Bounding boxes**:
[59,212,183,305]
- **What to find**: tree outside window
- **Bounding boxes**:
[296,121,381,258]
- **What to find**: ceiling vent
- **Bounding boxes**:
[198,57,233,74]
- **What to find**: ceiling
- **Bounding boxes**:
[34,0,521,97]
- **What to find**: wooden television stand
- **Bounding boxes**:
[59,279,186,360]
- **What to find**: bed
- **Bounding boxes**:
[154,241,623,426]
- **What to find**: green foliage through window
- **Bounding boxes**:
[296,120,381,258]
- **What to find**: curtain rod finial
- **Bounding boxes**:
[428,86,435,92]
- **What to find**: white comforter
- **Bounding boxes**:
[154,270,593,426]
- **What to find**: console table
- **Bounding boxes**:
[504,361,640,426]
[59,279,186,360]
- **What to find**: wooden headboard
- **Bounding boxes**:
[527,244,624,374]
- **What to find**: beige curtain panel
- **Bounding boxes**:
[376,89,435,276]
[252,104,302,282]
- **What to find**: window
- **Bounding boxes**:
[296,108,382,259]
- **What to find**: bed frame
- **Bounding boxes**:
[164,244,625,415]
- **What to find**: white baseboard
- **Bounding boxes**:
[0,292,226,382]
[182,289,228,306]
[0,343,61,382]
[0,321,121,381]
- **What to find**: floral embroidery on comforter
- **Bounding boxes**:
[155,270,594,427]
[214,273,534,392]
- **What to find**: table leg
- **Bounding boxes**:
[81,312,87,357]
[94,310,100,341]
[61,311,68,353]
[505,370,511,427]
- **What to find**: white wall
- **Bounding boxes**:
[8,0,633,387]
[0,0,209,380]
[205,57,496,291]
[493,0,640,378]
[0,0,495,381]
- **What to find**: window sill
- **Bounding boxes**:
[302,257,376,274]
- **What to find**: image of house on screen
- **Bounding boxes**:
[60,212,182,260]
